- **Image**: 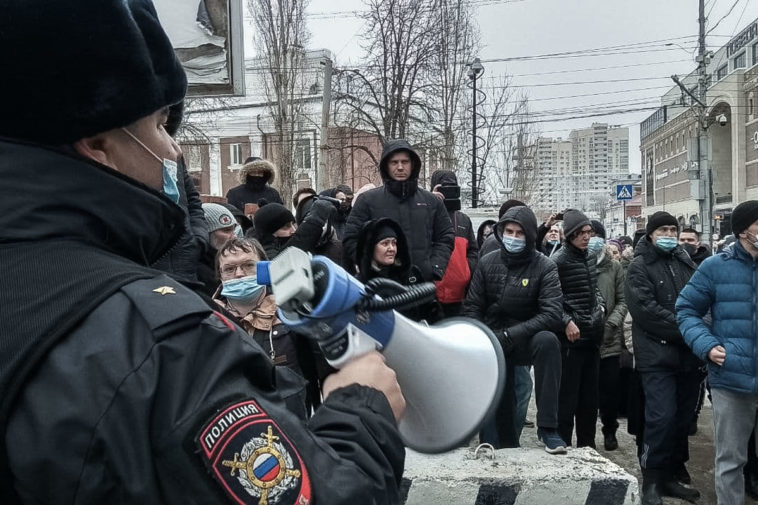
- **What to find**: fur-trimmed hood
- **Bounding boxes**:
[238,158,277,185]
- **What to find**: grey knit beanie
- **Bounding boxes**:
[203,203,236,233]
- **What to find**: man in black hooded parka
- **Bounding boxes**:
[342,140,455,282]
[463,206,566,453]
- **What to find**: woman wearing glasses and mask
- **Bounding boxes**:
[213,237,327,415]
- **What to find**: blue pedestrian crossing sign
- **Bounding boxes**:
[616,184,633,200]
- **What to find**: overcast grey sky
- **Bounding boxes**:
[283,0,758,174]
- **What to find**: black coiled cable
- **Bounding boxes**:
[357,278,438,312]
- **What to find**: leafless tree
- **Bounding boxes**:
[333,0,438,143]
[427,0,478,172]
[249,0,310,205]
[456,75,529,206]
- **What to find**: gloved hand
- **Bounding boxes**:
[500,330,516,356]
[432,264,445,281]
[310,198,336,222]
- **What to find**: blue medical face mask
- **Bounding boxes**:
[655,236,678,252]
[122,128,181,204]
[547,239,559,246]
[587,236,605,255]
[221,275,265,302]
[502,235,526,254]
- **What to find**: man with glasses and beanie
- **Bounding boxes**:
[625,211,700,505]
[677,200,758,505]
[551,209,605,449]
[0,1,405,503]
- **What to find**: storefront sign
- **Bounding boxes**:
[727,22,758,57]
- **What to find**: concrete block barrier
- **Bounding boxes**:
[401,446,639,505]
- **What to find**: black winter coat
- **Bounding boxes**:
[0,140,404,505]
[552,242,605,347]
[625,236,701,372]
[226,183,283,211]
[464,248,563,365]
[463,206,563,365]
[343,140,454,282]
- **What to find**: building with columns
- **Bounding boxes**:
[639,17,758,238]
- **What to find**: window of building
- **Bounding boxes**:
[294,139,311,170]
[734,52,746,70]
[754,42,758,66]
[717,64,728,81]
[230,143,243,165]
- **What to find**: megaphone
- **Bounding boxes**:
[257,247,505,453]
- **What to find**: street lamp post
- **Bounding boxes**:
[468,58,484,208]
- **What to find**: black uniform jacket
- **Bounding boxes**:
[0,140,404,505]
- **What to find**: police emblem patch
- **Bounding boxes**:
[197,400,311,505]
[521,278,529,287]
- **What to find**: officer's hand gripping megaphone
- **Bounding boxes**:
[257,247,505,453]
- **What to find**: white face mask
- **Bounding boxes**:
[748,231,758,250]
[121,128,180,204]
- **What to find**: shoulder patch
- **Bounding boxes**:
[196,400,312,505]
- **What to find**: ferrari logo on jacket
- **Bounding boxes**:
[197,400,311,505]
[521,279,529,287]
[152,286,176,295]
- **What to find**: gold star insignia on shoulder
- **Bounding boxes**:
[153,286,176,296]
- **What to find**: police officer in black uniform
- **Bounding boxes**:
[0,2,405,504]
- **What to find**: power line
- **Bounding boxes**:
[504,59,692,77]
[729,0,751,39]
[504,76,674,88]
[706,0,743,35]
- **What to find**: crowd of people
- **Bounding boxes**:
[3,3,758,505]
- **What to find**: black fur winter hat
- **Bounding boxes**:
[0,0,187,144]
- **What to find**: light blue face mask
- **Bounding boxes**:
[587,236,605,255]
[656,236,678,252]
[502,235,526,254]
[547,239,559,246]
[221,275,265,302]
[122,128,181,204]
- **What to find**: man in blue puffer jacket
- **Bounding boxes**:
[677,200,758,505]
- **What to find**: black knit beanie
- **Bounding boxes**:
[562,209,591,238]
[731,200,758,235]
[499,199,526,219]
[0,0,187,144]
[375,225,397,242]
[254,201,295,237]
[646,211,678,236]
[590,220,606,239]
